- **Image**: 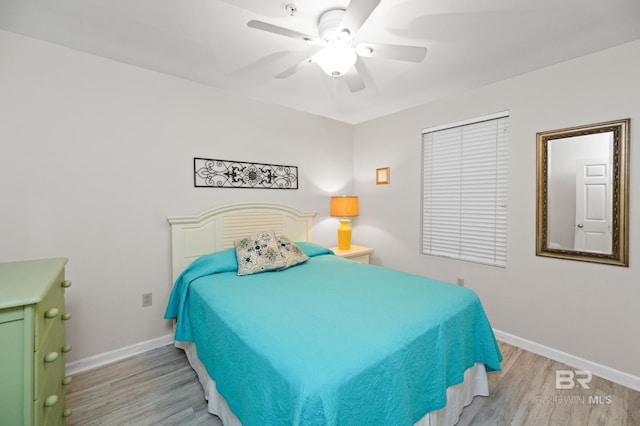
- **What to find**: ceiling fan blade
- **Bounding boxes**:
[342,61,366,93]
[357,43,427,63]
[248,20,322,45]
[225,51,295,91]
[275,56,315,79]
[337,0,381,39]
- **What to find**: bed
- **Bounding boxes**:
[165,202,502,426]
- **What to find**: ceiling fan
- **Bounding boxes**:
[247,0,427,92]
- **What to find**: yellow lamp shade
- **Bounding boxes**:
[330,196,359,217]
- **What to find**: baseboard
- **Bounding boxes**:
[494,329,640,392]
[65,334,174,376]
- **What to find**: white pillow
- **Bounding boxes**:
[234,231,285,276]
[276,235,309,270]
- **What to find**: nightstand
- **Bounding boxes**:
[329,245,373,264]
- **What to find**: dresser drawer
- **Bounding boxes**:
[34,382,64,426]
[0,306,28,426]
[0,306,24,323]
[348,253,371,263]
[34,272,66,351]
[34,318,65,399]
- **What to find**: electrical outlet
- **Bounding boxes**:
[456,278,465,287]
[142,293,152,307]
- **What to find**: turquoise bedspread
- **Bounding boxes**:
[165,245,502,426]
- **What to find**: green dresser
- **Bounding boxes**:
[0,258,72,426]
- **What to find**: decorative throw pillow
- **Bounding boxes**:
[276,235,309,270]
[235,231,286,276]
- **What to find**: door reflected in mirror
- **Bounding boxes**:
[547,132,612,253]
[536,119,629,266]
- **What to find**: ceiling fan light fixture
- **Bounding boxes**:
[338,29,352,43]
[315,39,357,77]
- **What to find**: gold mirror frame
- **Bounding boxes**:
[536,119,630,266]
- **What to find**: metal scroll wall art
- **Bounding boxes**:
[194,158,298,189]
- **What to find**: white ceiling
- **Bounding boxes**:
[1,0,639,124]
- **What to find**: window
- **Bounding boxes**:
[421,112,509,267]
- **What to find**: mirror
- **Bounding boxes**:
[536,119,629,266]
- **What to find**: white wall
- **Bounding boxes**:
[2,27,638,383]
[352,40,640,378]
[0,30,353,362]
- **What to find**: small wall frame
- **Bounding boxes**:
[376,167,390,185]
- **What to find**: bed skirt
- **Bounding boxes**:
[176,340,488,426]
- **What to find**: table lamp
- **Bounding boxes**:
[330,195,359,250]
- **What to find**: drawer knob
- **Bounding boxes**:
[63,408,73,418]
[44,351,59,363]
[62,344,72,353]
[62,312,73,321]
[44,395,58,407]
[62,376,73,386]
[45,308,59,319]
[61,280,72,288]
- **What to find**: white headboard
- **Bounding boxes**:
[167,202,316,282]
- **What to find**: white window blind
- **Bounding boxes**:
[422,113,509,267]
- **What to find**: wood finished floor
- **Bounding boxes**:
[66,341,640,426]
